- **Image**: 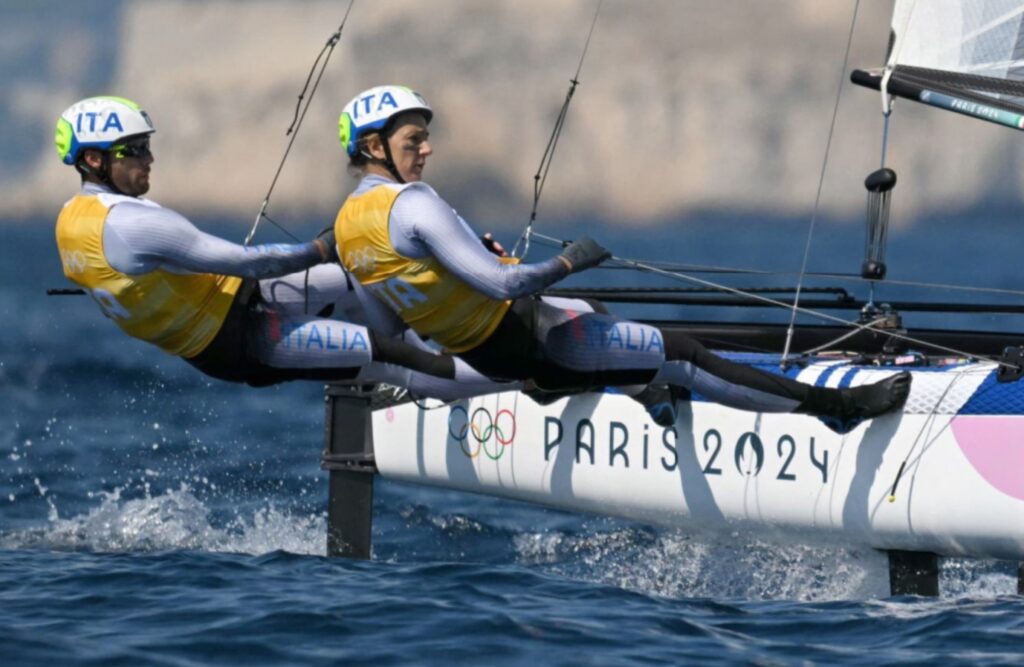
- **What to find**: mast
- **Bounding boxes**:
[846,1,1024,348]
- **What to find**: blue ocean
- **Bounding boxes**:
[2,215,1022,666]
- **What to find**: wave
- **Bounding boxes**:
[513,525,1019,601]
[2,483,1016,602]
[0,484,325,556]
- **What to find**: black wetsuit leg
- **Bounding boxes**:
[459,297,656,388]
[461,297,809,408]
[658,329,811,403]
[187,281,456,387]
[458,297,540,381]
[461,297,909,425]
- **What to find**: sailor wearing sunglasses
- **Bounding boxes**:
[53,96,510,398]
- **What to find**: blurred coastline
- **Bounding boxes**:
[4,0,1024,231]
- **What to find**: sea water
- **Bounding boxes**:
[2,218,1022,666]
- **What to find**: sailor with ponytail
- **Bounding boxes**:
[334,85,912,433]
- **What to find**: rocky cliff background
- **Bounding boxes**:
[3,0,1022,230]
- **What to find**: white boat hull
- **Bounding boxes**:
[371,358,1024,560]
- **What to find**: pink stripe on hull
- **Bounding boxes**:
[951,416,1024,502]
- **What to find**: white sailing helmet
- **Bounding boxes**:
[55,96,155,165]
[338,85,432,158]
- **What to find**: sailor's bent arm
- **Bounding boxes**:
[104,203,323,278]
[390,187,569,300]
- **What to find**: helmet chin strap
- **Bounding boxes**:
[359,127,406,184]
[379,134,405,184]
[77,152,129,196]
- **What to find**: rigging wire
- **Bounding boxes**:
[243,0,357,247]
[238,1,356,316]
[58,261,1024,300]
[879,109,893,169]
[879,0,963,503]
[780,0,862,369]
[47,5,359,306]
[833,275,1024,298]
[594,260,1024,300]
[511,0,603,260]
[799,316,888,356]
[885,369,977,503]
[529,231,1014,369]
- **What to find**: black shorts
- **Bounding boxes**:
[459,296,658,390]
[184,280,360,387]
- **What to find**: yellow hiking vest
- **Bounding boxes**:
[334,183,513,353]
[55,193,242,358]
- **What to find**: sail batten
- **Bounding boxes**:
[960,5,1024,45]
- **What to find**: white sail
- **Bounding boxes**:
[890,0,1024,81]
[852,0,1024,128]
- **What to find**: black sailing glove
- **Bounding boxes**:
[480,233,507,257]
[315,227,339,263]
[560,236,612,274]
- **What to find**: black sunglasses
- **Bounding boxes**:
[112,139,152,160]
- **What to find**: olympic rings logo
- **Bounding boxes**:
[447,405,517,460]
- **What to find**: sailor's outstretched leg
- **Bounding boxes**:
[498,300,911,430]
[797,372,911,433]
[654,329,911,432]
[459,298,910,429]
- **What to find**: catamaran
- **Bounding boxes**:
[322,0,1024,596]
